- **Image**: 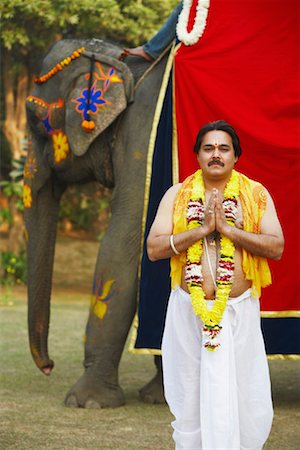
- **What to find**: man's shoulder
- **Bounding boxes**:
[162,183,182,204]
[168,183,182,195]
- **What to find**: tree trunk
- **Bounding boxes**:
[3,49,30,256]
[7,196,26,255]
[3,49,29,161]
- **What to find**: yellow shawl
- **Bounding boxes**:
[171,170,272,298]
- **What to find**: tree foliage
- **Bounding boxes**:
[1,0,178,54]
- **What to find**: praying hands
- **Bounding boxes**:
[204,189,244,235]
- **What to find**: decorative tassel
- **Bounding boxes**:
[82,119,95,132]
[82,54,96,133]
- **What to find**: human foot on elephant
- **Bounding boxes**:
[122,46,154,61]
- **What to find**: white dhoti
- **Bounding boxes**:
[161,287,273,450]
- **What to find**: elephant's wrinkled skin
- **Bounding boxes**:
[25,39,168,408]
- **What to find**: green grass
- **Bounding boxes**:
[0,289,299,449]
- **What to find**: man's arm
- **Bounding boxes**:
[215,189,284,260]
[147,183,215,261]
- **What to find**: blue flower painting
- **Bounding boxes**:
[73,81,110,120]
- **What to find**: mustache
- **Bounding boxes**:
[208,158,224,167]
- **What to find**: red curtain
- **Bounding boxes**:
[175,0,300,312]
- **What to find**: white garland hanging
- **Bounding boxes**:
[176,0,210,46]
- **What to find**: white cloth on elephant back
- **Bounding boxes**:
[161,287,273,450]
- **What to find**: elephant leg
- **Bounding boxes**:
[65,215,140,408]
[139,355,165,404]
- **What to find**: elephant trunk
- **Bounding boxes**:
[25,177,63,375]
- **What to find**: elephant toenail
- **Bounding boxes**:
[85,398,101,409]
[64,394,79,408]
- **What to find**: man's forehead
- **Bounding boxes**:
[201,130,233,145]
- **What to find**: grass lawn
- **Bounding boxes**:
[1,289,299,450]
[0,288,174,450]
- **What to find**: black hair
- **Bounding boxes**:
[193,120,242,158]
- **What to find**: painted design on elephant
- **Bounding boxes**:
[73,81,109,121]
[27,96,65,135]
[34,47,85,84]
[90,275,116,320]
[23,184,32,208]
[72,63,123,123]
[52,131,70,164]
[24,153,38,180]
[87,63,123,89]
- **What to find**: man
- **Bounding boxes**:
[147,120,284,450]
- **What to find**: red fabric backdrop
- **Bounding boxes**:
[174,0,300,312]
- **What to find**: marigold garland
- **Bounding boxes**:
[185,169,239,350]
[34,47,85,84]
[26,96,64,110]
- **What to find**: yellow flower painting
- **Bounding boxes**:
[91,277,116,320]
[52,131,69,163]
[23,184,32,208]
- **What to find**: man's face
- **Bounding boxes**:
[196,130,238,180]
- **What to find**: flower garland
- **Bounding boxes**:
[176,0,210,46]
[185,169,239,350]
[34,47,85,84]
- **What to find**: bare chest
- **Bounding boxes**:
[182,199,251,298]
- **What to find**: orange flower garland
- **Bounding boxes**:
[26,96,64,110]
[34,47,85,84]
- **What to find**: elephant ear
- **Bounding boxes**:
[66,51,134,157]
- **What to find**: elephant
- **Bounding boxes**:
[25,38,170,408]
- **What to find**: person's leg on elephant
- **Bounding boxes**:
[123,1,183,61]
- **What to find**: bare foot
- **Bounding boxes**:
[123,46,153,61]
